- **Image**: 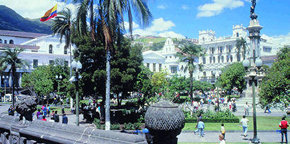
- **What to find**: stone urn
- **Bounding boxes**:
[145,99,185,144]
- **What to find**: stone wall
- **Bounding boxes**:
[0,114,147,144]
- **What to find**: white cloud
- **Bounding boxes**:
[261,33,290,47]
[147,18,175,32]
[157,4,166,9]
[0,0,79,19]
[158,31,186,39]
[124,21,140,30]
[181,5,189,10]
[197,0,244,18]
[131,18,185,39]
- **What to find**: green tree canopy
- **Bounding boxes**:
[218,62,246,94]
[259,46,290,108]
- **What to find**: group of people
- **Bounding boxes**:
[36,104,68,124]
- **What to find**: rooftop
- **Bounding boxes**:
[0,30,48,39]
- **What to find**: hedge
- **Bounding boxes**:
[185,118,239,123]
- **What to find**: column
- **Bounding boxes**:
[19,73,22,88]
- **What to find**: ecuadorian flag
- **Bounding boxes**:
[40,4,57,22]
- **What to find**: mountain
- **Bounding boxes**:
[0,5,52,34]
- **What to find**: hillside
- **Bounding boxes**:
[0,5,52,34]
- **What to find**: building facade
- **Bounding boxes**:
[142,25,280,84]
[0,30,74,89]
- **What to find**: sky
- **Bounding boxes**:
[0,0,290,42]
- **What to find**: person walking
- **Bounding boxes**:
[240,115,249,137]
[197,119,205,137]
[279,116,288,143]
[219,134,226,144]
[53,111,60,122]
[62,113,68,124]
[244,102,250,116]
[221,123,226,140]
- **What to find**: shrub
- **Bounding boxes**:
[184,109,239,123]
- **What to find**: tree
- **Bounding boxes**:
[218,62,246,94]
[0,48,29,107]
[236,38,247,60]
[176,43,203,105]
[73,0,152,130]
[192,80,214,96]
[259,46,290,108]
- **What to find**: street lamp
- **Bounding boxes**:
[71,60,82,126]
[243,0,264,141]
[55,75,63,95]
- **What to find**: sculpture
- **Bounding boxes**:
[15,96,37,122]
[250,0,258,20]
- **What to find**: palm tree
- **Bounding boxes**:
[0,48,29,107]
[52,8,74,109]
[236,37,247,61]
[176,43,203,106]
[72,0,151,130]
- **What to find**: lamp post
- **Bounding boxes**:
[55,75,62,96]
[243,1,264,143]
[71,60,82,126]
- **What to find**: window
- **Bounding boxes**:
[153,63,156,72]
[202,57,206,64]
[202,37,205,42]
[211,47,215,54]
[159,64,162,72]
[213,57,216,63]
[221,56,224,63]
[146,63,149,68]
[210,57,212,63]
[9,40,14,44]
[263,46,272,52]
[219,46,223,53]
[65,61,68,67]
[33,59,38,68]
[203,72,206,77]
[49,44,53,54]
[237,54,241,62]
[218,56,220,63]
[170,66,177,73]
[49,60,54,65]
[227,55,230,62]
[4,40,7,44]
[230,55,233,62]
[0,39,2,43]
[236,32,239,37]
[64,47,68,54]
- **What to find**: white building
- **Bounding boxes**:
[0,30,74,88]
[143,38,199,78]
[142,25,280,83]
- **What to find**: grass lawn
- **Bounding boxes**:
[183,116,288,131]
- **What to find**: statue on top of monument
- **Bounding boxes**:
[250,0,258,20]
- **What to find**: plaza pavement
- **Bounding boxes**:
[0,103,288,143]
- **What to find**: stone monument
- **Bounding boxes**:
[15,96,37,123]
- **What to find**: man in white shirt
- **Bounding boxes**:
[240,115,249,137]
[219,134,226,144]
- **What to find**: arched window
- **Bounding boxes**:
[213,57,216,63]
[230,55,233,62]
[0,39,2,43]
[4,40,7,44]
[236,32,239,37]
[221,56,224,63]
[227,55,230,62]
[218,56,220,63]
[49,44,53,54]
[9,40,14,44]
[210,57,212,63]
